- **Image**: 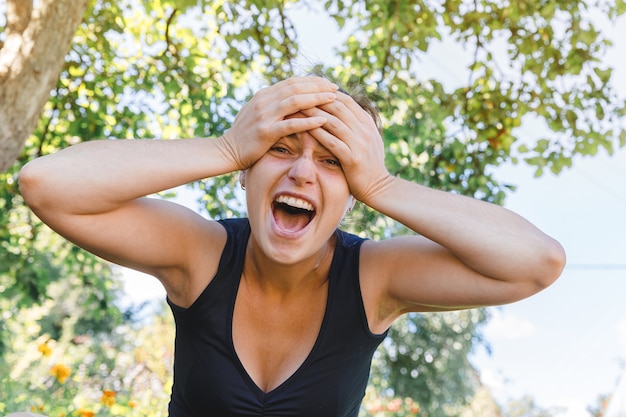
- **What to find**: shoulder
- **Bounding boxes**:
[166,217,235,307]
[358,234,436,332]
[218,217,251,236]
[334,227,367,249]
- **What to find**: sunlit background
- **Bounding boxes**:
[2,1,625,416]
[120,7,626,417]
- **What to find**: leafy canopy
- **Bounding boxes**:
[1,0,625,415]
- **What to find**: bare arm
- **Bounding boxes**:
[19,137,238,304]
[362,178,566,309]
[19,76,339,305]
[307,92,566,327]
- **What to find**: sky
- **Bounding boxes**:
[474,148,626,416]
[121,5,626,416]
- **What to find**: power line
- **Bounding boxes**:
[566,263,626,270]
[573,164,626,206]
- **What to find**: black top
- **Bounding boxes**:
[167,218,388,417]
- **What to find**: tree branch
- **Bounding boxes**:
[165,8,179,55]
[277,1,295,75]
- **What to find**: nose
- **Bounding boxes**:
[288,154,316,186]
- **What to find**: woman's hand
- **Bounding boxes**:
[304,92,392,204]
[220,77,339,170]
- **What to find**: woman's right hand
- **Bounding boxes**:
[219,76,338,170]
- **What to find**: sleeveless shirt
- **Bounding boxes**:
[167,218,388,417]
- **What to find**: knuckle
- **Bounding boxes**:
[282,95,300,110]
[258,124,273,139]
[287,82,303,95]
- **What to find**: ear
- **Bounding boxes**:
[345,195,355,214]
[239,170,247,190]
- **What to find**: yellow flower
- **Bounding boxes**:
[75,409,95,417]
[101,389,116,407]
[50,363,71,384]
[37,342,52,357]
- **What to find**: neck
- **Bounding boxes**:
[243,237,336,295]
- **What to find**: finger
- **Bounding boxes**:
[307,126,350,161]
[260,76,338,103]
[267,77,339,114]
[272,116,328,139]
[275,76,339,95]
[301,106,353,140]
[278,91,337,116]
[323,92,374,126]
[303,90,365,131]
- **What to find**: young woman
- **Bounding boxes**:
[19,76,566,416]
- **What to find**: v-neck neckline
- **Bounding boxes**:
[228,235,339,399]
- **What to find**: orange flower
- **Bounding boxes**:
[386,398,402,412]
[50,363,71,384]
[128,400,138,408]
[75,409,95,417]
[101,389,116,407]
[37,342,52,357]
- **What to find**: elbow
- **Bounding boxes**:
[534,238,567,290]
[19,160,49,211]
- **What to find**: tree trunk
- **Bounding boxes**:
[0,0,89,172]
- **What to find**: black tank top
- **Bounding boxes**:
[167,218,388,417]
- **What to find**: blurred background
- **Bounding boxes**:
[1,1,625,416]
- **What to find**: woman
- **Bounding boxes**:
[19,76,566,416]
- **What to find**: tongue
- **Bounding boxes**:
[274,208,310,233]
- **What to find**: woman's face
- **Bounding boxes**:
[243,121,352,265]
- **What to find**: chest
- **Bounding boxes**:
[232,280,328,393]
[168,274,385,417]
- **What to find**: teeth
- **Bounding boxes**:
[275,195,314,211]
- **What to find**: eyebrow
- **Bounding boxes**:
[279,134,336,155]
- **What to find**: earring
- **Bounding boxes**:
[240,183,246,190]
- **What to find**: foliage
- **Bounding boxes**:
[0,302,174,416]
[500,395,561,417]
[327,0,626,177]
[587,393,610,417]
[1,0,625,415]
[361,387,421,416]
[0,167,125,355]
[368,310,488,417]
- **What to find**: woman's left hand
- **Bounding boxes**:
[303,92,392,205]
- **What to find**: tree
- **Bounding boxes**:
[1,0,625,415]
[501,395,561,417]
[0,0,89,172]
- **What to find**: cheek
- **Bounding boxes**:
[324,181,351,212]
[245,161,272,189]
[329,174,350,196]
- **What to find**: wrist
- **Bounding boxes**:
[214,134,246,172]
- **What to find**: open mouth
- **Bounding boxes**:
[272,195,316,233]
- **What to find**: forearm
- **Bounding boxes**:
[20,137,237,215]
[366,176,566,283]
